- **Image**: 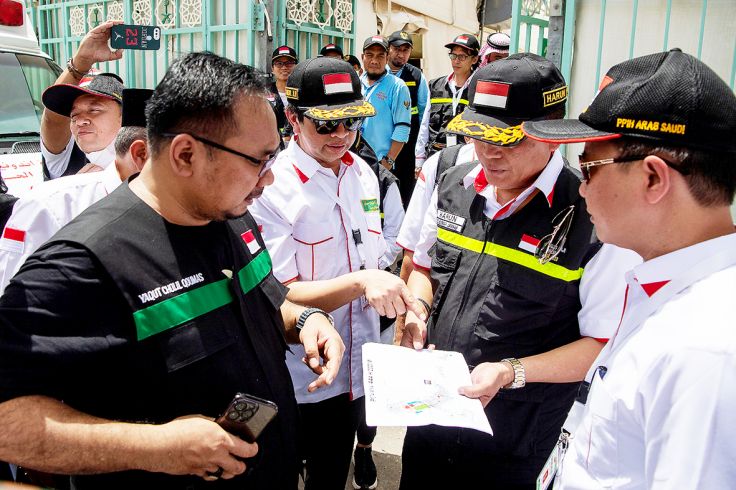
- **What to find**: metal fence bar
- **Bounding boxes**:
[560,0,576,85]
[663,0,673,50]
[510,0,521,54]
[594,0,607,90]
[697,0,708,59]
[628,0,638,59]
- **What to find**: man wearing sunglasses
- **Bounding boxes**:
[416,33,480,163]
[522,49,736,489]
[359,36,412,181]
[0,53,344,488]
[249,56,424,490]
[399,54,639,488]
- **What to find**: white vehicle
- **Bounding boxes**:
[0,0,62,196]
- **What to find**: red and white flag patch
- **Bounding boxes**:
[518,234,540,254]
[278,47,291,55]
[474,81,510,109]
[0,228,26,254]
[241,229,261,254]
[323,73,353,95]
[455,35,469,44]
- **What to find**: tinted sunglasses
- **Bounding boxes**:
[305,115,365,135]
[578,154,685,182]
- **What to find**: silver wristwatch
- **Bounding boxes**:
[501,357,526,389]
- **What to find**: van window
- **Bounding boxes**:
[0,52,61,135]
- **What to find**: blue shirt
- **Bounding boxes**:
[359,69,412,160]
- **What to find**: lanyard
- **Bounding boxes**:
[448,73,471,115]
[308,163,369,270]
[363,73,385,107]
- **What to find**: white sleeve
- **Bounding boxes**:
[248,197,300,283]
[40,136,75,180]
[412,187,439,270]
[0,199,62,294]
[577,243,643,339]
[379,182,405,268]
[644,348,736,489]
[414,101,431,163]
[396,151,441,252]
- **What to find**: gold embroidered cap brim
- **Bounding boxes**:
[304,100,376,120]
[447,112,526,146]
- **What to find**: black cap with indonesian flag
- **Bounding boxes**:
[42,72,124,117]
[319,43,343,57]
[363,35,388,52]
[522,49,736,153]
[272,45,298,63]
[445,33,480,54]
[285,57,375,120]
[446,53,567,146]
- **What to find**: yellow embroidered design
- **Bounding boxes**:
[447,117,525,146]
[305,100,376,120]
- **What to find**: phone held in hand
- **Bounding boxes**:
[215,393,278,443]
[110,24,161,50]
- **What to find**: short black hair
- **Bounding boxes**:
[146,52,270,157]
[115,126,147,156]
[612,137,736,206]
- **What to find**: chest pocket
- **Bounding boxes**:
[473,259,566,347]
[156,313,236,373]
[292,220,337,281]
[430,244,462,313]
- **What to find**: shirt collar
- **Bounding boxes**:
[461,149,564,206]
[102,163,123,193]
[360,69,388,88]
[287,137,359,183]
[627,233,736,297]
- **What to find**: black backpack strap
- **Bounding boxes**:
[434,143,464,188]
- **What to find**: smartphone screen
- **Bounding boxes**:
[110,24,161,50]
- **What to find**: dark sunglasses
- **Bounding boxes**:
[578,154,685,182]
[304,115,365,135]
[161,132,280,176]
[535,205,575,265]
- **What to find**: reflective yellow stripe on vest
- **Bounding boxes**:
[405,81,417,86]
[437,228,584,282]
[430,97,469,105]
[411,106,419,115]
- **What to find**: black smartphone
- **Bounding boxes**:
[110,24,161,50]
[215,393,278,443]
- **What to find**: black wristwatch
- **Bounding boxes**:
[295,307,334,332]
[383,156,396,169]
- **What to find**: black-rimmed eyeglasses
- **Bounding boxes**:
[160,132,280,176]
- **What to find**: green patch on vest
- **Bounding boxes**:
[134,251,273,340]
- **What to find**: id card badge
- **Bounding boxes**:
[536,441,561,490]
[110,24,161,50]
[446,134,458,147]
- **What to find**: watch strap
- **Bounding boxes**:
[295,307,334,332]
[500,357,526,389]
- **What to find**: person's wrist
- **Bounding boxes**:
[71,55,94,74]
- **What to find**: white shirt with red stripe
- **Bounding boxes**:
[0,164,122,294]
[557,233,736,489]
[411,151,640,340]
[397,143,476,254]
[249,138,386,403]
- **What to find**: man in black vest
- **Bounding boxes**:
[0,52,343,489]
[386,30,429,207]
[41,21,126,179]
[400,54,638,489]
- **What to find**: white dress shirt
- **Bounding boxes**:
[0,164,122,294]
[557,233,736,490]
[249,138,387,403]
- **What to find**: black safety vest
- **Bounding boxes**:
[393,63,424,206]
[428,162,600,457]
[49,183,299,489]
[42,142,88,180]
[425,75,470,157]
[268,82,293,139]
[352,134,398,226]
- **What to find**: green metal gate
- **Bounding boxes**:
[27,0,356,88]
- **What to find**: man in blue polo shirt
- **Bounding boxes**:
[359,35,412,173]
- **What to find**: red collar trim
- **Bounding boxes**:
[341,152,354,166]
[640,280,670,297]
[292,163,309,184]
[474,169,488,193]
[546,186,555,206]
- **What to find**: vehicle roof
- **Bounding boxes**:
[0,11,52,58]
